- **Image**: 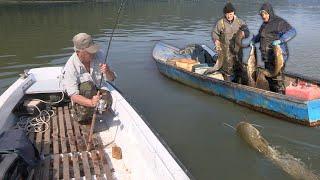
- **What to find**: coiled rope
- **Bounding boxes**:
[31,91,65,105]
[17,105,54,133]
[17,91,64,133]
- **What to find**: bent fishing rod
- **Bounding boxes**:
[87,0,127,151]
[99,0,128,88]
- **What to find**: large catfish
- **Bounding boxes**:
[233,28,247,53]
[236,122,319,180]
[247,44,257,87]
[261,45,284,78]
[255,70,270,91]
[204,33,227,75]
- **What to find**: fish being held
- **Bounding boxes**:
[233,27,247,53]
[255,70,270,91]
[203,50,224,75]
[204,33,227,75]
[261,45,284,78]
[236,122,319,180]
[246,44,257,87]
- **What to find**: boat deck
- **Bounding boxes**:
[29,104,113,180]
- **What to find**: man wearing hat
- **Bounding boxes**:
[62,33,116,124]
[211,2,249,83]
[251,2,296,93]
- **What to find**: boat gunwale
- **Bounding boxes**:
[153,57,308,105]
[107,81,195,179]
[154,59,320,127]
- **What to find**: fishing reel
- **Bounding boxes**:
[97,98,107,114]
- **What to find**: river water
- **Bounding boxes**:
[1,0,320,179]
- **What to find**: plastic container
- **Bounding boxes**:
[285,82,320,100]
[193,67,210,74]
[174,58,200,71]
[192,64,209,74]
[192,63,208,71]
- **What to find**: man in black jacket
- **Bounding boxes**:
[251,2,296,93]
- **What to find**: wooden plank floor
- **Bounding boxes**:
[29,105,113,180]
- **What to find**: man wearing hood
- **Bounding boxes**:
[251,2,296,93]
[211,2,250,83]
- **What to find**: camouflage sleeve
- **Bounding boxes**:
[211,19,223,43]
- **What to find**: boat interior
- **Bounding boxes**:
[154,42,320,100]
[0,67,190,180]
[1,91,120,179]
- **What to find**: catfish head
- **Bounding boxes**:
[231,25,248,53]
[236,121,270,155]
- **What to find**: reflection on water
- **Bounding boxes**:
[1,1,320,179]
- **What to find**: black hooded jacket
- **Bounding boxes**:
[254,3,296,61]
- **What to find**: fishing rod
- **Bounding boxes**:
[99,0,128,88]
[87,0,127,151]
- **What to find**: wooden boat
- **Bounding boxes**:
[152,42,320,127]
[0,67,191,179]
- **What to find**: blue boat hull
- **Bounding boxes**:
[152,42,320,127]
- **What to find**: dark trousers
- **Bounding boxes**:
[264,61,285,94]
[233,59,246,84]
[222,48,245,84]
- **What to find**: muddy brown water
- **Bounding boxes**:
[1,0,320,179]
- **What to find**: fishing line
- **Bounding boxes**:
[242,115,264,130]
[31,91,65,105]
[251,123,264,129]
[223,123,236,131]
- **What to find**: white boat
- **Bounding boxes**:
[0,66,191,180]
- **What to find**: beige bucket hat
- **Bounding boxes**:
[72,33,100,54]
